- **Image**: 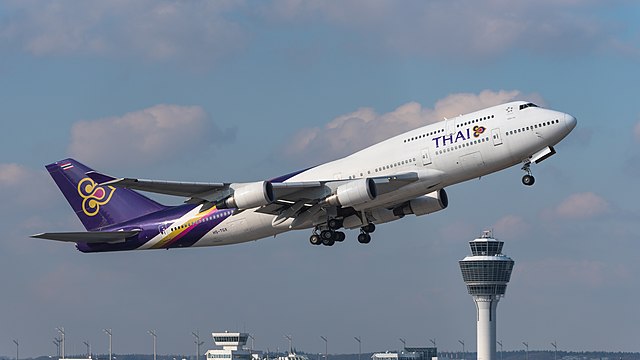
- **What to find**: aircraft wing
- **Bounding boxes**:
[87,168,442,219]
[87,171,230,203]
[31,231,139,243]
[257,169,444,217]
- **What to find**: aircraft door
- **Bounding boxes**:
[491,128,503,146]
[446,119,456,135]
[158,223,169,235]
[421,148,432,166]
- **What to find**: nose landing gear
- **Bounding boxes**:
[521,161,535,186]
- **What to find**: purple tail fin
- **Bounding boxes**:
[46,158,167,231]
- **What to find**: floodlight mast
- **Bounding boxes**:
[193,331,204,360]
[284,335,293,354]
[83,341,91,358]
[56,327,65,359]
[459,231,514,360]
[320,336,328,360]
[353,337,361,360]
[399,338,406,351]
[104,329,112,360]
[13,339,18,360]
[429,339,436,357]
[248,334,255,352]
[54,338,62,358]
[148,330,157,360]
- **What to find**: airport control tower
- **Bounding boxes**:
[459,231,514,360]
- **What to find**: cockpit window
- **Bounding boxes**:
[519,103,538,110]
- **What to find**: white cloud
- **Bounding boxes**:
[550,192,610,220]
[261,0,632,59]
[0,163,57,212]
[68,104,234,167]
[0,163,30,186]
[283,89,525,164]
[0,0,246,64]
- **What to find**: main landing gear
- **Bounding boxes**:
[521,161,535,186]
[309,227,345,246]
[309,222,375,246]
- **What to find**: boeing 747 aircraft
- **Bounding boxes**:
[33,101,576,252]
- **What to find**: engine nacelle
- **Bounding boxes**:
[394,189,449,217]
[223,181,274,209]
[324,178,377,207]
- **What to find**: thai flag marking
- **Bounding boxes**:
[61,163,74,170]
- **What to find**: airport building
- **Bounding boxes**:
[205,332,262,360]
[372,347,437,360]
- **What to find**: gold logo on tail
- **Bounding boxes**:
[77,178,116,216]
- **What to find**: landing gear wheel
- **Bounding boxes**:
[322,236,335,246]
[320,230,335,246]
[522,174,535,186]
[327,218,343,230]
[334,231,346,242]
[357,233,371,244]
[521,161,535,186]
[320,230,334,240]
[309,234,321,245]
[362,223,376,233]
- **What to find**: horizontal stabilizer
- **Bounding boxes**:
[31,230,139,243]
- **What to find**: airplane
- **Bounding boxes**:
[32,100,576,252]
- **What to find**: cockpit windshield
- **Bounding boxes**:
[519,102,538,110]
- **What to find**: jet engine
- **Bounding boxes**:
[394,189,449,217]
[222,181,274,209]
[323,178,377,207]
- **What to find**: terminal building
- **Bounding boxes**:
[372,347,437,360]
[205,332,262,360]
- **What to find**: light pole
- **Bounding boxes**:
[497,341,503,360]
[551,341,557,360]
[429,339,436,358]
[522,342,529,360]
[104,329,112,360]
[54,338,62,358]
[354,337,361,360]
[399,338,406,351]
[148,330,157,360]
[248,334,255,352]
[13,339,19,360]
[458,340,465,359]
[56,327,65,359]
[83,341,91,358]
[320,336,328,360]
[284,335,293,354]
[193,331,204,360]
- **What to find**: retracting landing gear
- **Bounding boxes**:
[521,161,535,186]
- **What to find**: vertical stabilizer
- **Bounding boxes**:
[46,158,166,230]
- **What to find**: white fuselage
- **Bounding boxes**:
[189,101,576,246]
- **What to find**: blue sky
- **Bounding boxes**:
[1,0,640,357]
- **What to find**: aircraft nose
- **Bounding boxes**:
[564,113,577,132]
